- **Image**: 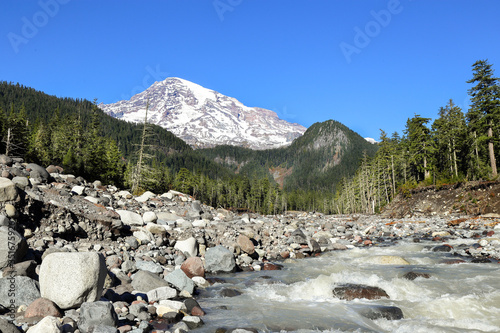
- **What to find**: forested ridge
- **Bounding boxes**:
[335,60,500,214]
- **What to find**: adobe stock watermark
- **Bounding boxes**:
[213,0,243,22]
[7,217,17,319]
[7,0,71,54]
[339,0,404,64]
[275,106,297,121]
[120,64,169,101]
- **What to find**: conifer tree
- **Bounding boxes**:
[467,59,500,178]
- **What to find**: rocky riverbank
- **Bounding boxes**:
[1,154,500,333]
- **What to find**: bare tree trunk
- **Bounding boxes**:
[488,125,497,177]
[5,128,11,157]
[132,100,150,194]
[452,137,458,177]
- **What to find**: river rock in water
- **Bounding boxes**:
[333,284,389,300]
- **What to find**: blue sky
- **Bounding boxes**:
[2,1,500,141]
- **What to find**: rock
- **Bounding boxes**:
[183,315,204,329]
[364,255,410,265]
[0,215,9,226]
[204,246,236,273]
[26,316,61,333]
[181,257,205,278]
[0,155,13,166]
[432,244,453,252]
[147,286,178,302]
[0,227,28,270]
[354,305,404,320]
[131,270,169,292]
[0,178,18,202]
[135,260,163,274]
[164,269,195,295]
[175,237,198,258]
[157,212,182,222]
[220,288,242,297]
[184,298,205,316]
[432,231,451,238]
[77,301,118,333]
[332,284,389,300]
[145,223,167,236]
[39,252,107,309]
[0,276,40,308]
[135,191,156,203]
[192,276,210,289]
[116,210,144,226]
[133,229,154,244]
[262,263,283,271]
[93,325,119,333]
[143,211,158,223]
[0,318,22,333]
[25,297,62,318]
[5,204,17,217]
[71,185,86,195]
[11,176,29,190]
[403,272,431,280]
[2,259,36,278]
[237,234,255,255]
[26,163,50,181]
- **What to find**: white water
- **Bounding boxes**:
[195,240,500,332]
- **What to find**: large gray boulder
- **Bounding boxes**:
[116,210,144,226]
[0,155,13,166]
[131,270,169,292]
[0,178,18,202]
[77,301,118,333]
[164,269,195,295]
[204,246,236,273]
[0,276,40,308]
[39,252,107,309]
[26,163,50,182]
[0,226,28,270]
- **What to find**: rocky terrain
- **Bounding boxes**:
[1,155,500,333]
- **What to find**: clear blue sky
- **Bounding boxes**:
[2,0,500,140]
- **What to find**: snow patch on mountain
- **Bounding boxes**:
[99,77,306,150]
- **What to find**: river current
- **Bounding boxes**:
[193,239,500,332]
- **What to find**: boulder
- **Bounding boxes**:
[143,211,158,223]
[116,210,144,226]
[135,191,156,203]
[11,176,29,190]
[332,284,389,301]
[71,185,86,195]
[26,163,50,182]
[147,286,178,302]
[25,298,62,318]
[77,301,118,333]
[0,178,18,202]
[175,237,198,257]
[135,260,163,274]
[0,276,40,308]
[204,246,236,273]
[181,257,205,278]
[402,272,431,280]
[0,318,22,333]
[157,212,182,222]
[131,270,169,292]
[164,269,195,295]
[0,155,13,166]
[26,316,61,333]
[0,226,28,270]
[39,252,107,309]
[237,234,255,255]
[354,305,404,320]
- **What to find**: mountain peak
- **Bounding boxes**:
[100,77,306,149]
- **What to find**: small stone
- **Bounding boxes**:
[25,298,62,318]
[174,237,198,258]
[164,269,195,294]
[237,234,255,255]
[402,272,431,280]
[26,315,61,333]
[77,301,118,333]
[333,284,389,300]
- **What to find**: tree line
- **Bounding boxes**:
[334,59,500,214]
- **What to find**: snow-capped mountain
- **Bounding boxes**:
[99,78,307,150]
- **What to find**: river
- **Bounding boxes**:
[193,238,500,332]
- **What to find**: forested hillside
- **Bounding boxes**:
[335,59,500,214]
[199,120,378,192]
